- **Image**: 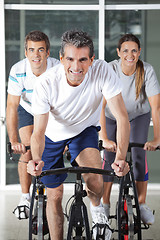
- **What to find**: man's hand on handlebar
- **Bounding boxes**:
[27,160,44,176]
[11,142,27,154]
[111,160,129,177]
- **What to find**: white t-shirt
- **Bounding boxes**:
[32,59,122,141]
[7,57,59,115]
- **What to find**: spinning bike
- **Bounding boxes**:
[7,141,159,240]
[8,142,113,240]
[105,142,159,240]
[7,142,50,240]
[39,166,114,240]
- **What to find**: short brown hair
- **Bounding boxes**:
[25,30,50,52]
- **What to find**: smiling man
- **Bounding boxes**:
[27,30,130,240]
[60,45,93,86]
[6,30,59,220]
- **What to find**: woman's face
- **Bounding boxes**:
[117,41,141,69]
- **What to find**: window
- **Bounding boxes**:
[1,0,160,186]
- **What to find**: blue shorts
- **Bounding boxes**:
[102,112,150,182]
[18,105,33,129]
[41,126,100,188]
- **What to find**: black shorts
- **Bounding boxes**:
[17,105,33,129]
[102,112,151,182]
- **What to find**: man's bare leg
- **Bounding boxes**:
[76,148,103,205]
[102,182,113,205]
[18,125,33,194]
[102,180,147,205]
[76,148,112,239]
[13,125,33,219]
[46,185,64,240]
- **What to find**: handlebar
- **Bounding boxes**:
[40,166,115,179]
[99,140,160,152]
[128,142,160,152]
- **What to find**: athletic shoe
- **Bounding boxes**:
[91,204,112,240]
[103,203,110,219]
[139,204,155,225]
[13,196,30,220]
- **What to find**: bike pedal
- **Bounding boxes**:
[109,214,116,219]
[82,190,87,197]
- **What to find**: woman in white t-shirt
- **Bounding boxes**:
[100,33,160,225]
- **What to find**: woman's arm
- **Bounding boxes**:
[144,93,160,150]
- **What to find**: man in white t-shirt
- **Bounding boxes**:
[27,30,130,240]
[6,30,59,219]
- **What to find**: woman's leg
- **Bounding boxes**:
[136,181,147,204]
[102,117,117,217]
[130,112,150,204]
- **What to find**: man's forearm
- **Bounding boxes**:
[31,132,45,161]
[6,108,19,143]
[99,97,108,141]
[115,117,130,161]
[31,113,49,162]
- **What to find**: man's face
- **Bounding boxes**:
[25,40,50,76]
[60,45,94,86]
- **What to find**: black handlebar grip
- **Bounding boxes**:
[7,142,12,154]
[7,142,30,153]
[99,140,104,151]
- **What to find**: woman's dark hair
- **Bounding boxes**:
[60,30,94,59]
[118,34,144,100]
[25,30,50,52]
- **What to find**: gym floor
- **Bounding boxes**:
[0,184,160,240]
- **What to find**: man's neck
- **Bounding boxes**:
[32,64,48,77]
